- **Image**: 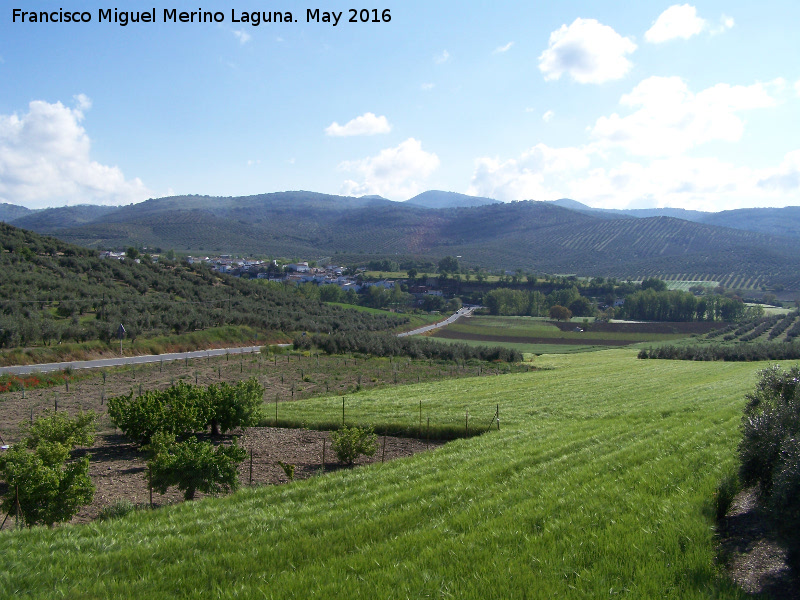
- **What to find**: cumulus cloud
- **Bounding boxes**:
[538,18,636,84]
[542,110,555,122]
[711,14,735,35]
[435,50,450,64]
[325,113,392,137]
[757,150,800,192]
[233,30,251,44]
[468,144,593,201]
[590,76,779,156]
[494,42,514,54]
[645,4,706,43]
[339,138,440,200]
[0,98,150,208]
[421,83,435,91]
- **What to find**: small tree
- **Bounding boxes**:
[23,410,96,449]
[0,412,96,528]
[206,378,265,436]
[549,305,572,321]
[330,425,377,465]
[147,434,247,501]
[108,382,209,444]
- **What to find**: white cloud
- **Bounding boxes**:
[421,83,435,91]
[711,14,735,35]
[233,30,251,44]
[757,150,800,192]
[542,110,555,122]
[325,113,392,137]
[591,76,779,156]
[0,98,150,208]
[494,42,514,54]
[435,50,450,64]
[645,4,706,43]
[339,138,440,200]
[468,144,593,201]
[538,18,636,84]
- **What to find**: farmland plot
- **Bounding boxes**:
[0,350,769,598]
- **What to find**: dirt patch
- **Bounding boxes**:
[718,487,798,598]
[0,353,454,529]
[1,427,442,529]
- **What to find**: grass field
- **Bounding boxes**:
[0,350,769,598]
[431,315,691,353]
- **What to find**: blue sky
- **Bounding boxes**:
[1,1,799,211]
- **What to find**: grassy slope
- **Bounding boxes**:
[0,351,764,598]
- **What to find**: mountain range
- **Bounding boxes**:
[3,191,800,291]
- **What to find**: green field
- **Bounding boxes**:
[0,350,768,598]
[430,315,690,354]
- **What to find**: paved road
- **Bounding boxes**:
[0,309,474,375]
[397,307,474,337]
[0,346,265,376]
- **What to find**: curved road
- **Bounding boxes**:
[397,307,474,337]
[0,309,474,376]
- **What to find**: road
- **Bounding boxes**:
[397,307,474,337]
[0,309,473,375]
[0,346,265,376]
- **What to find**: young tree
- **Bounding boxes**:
[206,378,265,436]
[0,412,96,528]
[330,425,377,465]
[147,434,247,501]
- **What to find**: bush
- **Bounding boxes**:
[22,410,96,449]
[330,425,377,465]
[108,381,209,444]
[0,411,96,527]
[98,499,141,521]
[737,364,800,549]
[147,433,247,501]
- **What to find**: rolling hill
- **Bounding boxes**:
[4,192,800,290]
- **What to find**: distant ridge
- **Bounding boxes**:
[406,190,500,209]
[4,191,800,289]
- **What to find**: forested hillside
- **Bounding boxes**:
[5,192,800,289]
[0,223,405,349]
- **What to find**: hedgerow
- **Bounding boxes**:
[293,331,522,363]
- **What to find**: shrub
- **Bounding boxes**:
[0,411,97,528]
[98,499,141,521]
[206,378,265,436]
[147,433,247,501]
[0,443,94,527]
[108,381,209,444]
[330,425,377,465]
[22,410,96,449]
[737,364,800,549]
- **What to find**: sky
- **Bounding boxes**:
[1,1,799,211]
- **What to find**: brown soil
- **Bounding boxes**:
[718,488,798,598]
[0,353,446,529]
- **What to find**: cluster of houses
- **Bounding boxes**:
[100,252,447,305]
